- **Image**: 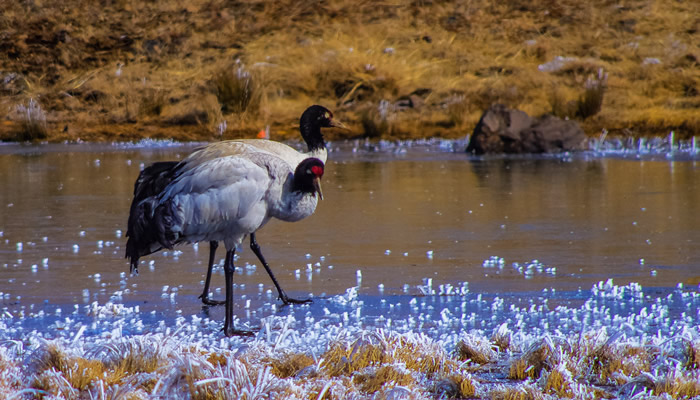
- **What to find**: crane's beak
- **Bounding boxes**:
[313,177,324,200]
[329,119,349,130]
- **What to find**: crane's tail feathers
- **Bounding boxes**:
[132,161,181,197]
[125,161,182,272]
[125,197,164,266]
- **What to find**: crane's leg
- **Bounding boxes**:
[222,249,254,337]
[129,258,139,275]
[199,241,225,306]
[249,233,312,305]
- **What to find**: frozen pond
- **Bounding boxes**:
[0,140,698,339]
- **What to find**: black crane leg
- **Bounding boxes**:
[199,241,225,306]
[249,233,311,305]
[222,249,254,337]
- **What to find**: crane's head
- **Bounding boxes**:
[294,157,325,200]
[311,105,347,129]
[300,105,348,151]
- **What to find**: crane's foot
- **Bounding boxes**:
[222,326,256,337]
[199,293,226,306]
[280,294,312,306]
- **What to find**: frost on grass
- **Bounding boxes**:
[0,280,699,399]
[0,345,24,398]
[4,326,698,399]
[12,98,48,141]
[455,333,498,365]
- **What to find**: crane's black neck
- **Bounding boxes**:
[299,108,327,152]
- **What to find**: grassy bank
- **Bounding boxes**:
[1,0,699,142]
[1,294,699,399]
[2,327,699,399]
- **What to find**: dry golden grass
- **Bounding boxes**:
[654,371,700,398]
[508,338,554,380]
[491,324,512,353]
[321,337,388,377]
[28,341,168,396]
[268,352,315,378]
[353,365,414,393]
[588,343,653,385]
[321,331,454,380]
[456,334,498,365]
[433,372,477,398]
[542,364,573,398]
[1,0,698,142]
[490,384,544,400]
[7,326,700,399]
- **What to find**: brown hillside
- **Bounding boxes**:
[1,0,698,142]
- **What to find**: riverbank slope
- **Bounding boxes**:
[1,0,699,142]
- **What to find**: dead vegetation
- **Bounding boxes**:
[2,324,700,399]
[0,0,698,142]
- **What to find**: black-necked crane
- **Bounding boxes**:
[126,153,325,336]
[125,106,343,333]
[127,106,344,306]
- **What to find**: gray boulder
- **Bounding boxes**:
[466,104,587,154]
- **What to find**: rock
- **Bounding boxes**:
[466,104,587,154]
[465,104,532,154]
[520,114,587,153]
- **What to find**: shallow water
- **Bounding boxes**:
[0,140,698,338]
